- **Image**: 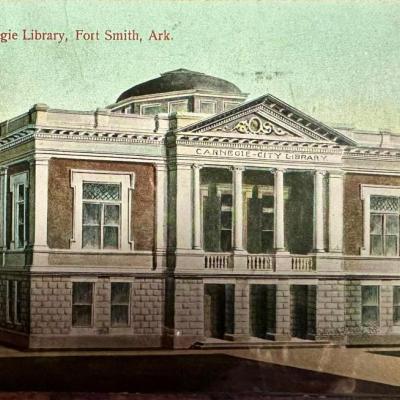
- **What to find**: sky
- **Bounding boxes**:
[0,0,400,131]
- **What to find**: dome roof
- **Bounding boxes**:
[117,69,243,102]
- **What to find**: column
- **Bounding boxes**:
[155,163,168,253]
[192,164,202,250]
[175,163,192,251]
[233,166,244,251]
[328,171,344,253]
[31,157,49,250]
[314,170,326,252]
[0,167,7,251]
[273,168,285,252]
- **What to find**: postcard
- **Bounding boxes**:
[0,1,400,398]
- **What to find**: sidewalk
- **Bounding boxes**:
[0,344,399,388]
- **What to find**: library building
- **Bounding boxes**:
[0,68,400,349]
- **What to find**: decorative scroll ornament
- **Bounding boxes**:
[216,116,289,136]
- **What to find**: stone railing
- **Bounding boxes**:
[291,255,316,272]
[204,253,233,269]
[247,254,274,271]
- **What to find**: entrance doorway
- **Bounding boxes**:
[204,284,234,339]
[290,285,316,339]
[250,284,276,339]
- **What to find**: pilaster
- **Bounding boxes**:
[328,171,344,253]
[28,157,49,251]
[155,163,168,270]
[192,164,202,250]
[314,170,326,252]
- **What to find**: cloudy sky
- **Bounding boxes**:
[1,0,399,131]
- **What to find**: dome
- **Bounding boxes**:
[117,69,243,102]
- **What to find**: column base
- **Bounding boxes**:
[233,249,247,254]
[274,249,290,255]
[312,249,326,254]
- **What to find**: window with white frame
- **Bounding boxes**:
[111,282,131,327]
[361,285,379,326]
[72,282,93,327]
[361,185,400,256]
[70,170,135,251]
[7,280,22,324]
[370,196,399,256]
[82,182,121,249]
[10,172,28,250]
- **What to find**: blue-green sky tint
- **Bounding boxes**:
[1,0,400,131]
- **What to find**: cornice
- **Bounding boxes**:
[0,127,166,152]
[343,147,400,160]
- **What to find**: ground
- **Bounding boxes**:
[0,345,399,399]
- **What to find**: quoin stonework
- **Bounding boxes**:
[1,68,400,349]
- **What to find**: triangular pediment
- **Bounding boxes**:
[180,94,356,146]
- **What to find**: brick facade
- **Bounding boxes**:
[344,174,400,255]
[47,158,155,251]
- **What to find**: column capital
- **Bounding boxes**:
[231,165,245,172]
[272,167,286,175]
[30,156,50,167]
[192,163,203,170]
[0,166,8,175]
[155,163,168,172]
[315,169,327,177]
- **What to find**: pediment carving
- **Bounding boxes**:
[215,115,293,137]
[180,94,356,146]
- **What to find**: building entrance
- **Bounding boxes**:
[250,284,276,339]
[204,284,234,339]
[290,285,316,339]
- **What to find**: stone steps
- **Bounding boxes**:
[192,339,337,350]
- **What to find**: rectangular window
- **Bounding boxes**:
[72,282,93,327]
[361,286,379,326]
[200,101,216,114]
[220,193,232,252]
[169,101,188,113]
[394,286,400,324]
[111,282,131,327]
[10,173,28,250]
[82,182,121,250]
[7,280,22,324]
[261,195,274,252]
[224,102,240,111]
[370,196,399,256]
[141,104,163,115]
